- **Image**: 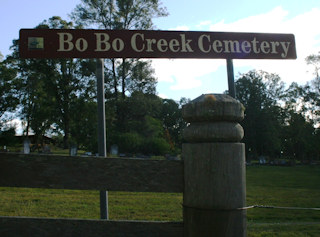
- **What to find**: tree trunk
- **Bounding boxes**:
[121,58,126,99]
[112,59,118,100]
[63,116,70,149]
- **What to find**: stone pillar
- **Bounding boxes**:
[182,94,246,237]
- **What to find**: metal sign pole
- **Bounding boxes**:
[96,58,108,220]
[226,59,236,98]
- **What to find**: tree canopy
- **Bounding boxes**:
[1,1,320,161]
[71,0,168,30]
[236,67,320,161]
[0,1,180,155]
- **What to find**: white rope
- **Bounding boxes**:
[250,205,320,211]
[183,204,320,211]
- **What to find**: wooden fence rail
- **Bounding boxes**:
[0,216,183,237]
[0,152,184,237]
[0,153,183,192]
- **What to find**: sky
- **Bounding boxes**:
[1,0,320,101]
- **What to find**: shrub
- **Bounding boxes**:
[142,137,171,155]
[116,132,143,153]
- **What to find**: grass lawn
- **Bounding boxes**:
[246,165,320,236]
[0,164,319,236]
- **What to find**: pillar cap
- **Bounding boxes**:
[182,94,244,122]
[183,122,244,142]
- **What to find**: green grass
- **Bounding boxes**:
[245,165,320,236]
[0,188,183,221]
[246,166,320,223]
[0,165,319,236]
[248,223,320,237]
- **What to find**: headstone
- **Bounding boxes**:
[110,144,119,156]
[166,154,179,161]
[259,156,266,164]
[43,144,51,154]
[23,138,30,154]
[69,145,78,156]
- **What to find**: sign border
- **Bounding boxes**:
[19,29,297,60]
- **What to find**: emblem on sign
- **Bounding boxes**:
[28,37,44,50]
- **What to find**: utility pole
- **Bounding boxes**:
[96,58,108,220]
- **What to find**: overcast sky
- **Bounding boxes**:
[1,0,320,100]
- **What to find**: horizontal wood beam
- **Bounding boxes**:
[0,153,183,193]
[0,216,183,237]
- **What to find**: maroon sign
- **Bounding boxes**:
[19,29,296,59]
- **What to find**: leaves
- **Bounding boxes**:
[0,60,19,118]
[71,0,168,29]
[236,69,319,161]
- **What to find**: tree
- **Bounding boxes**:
[304,52,320,123]
[6,43,57,145]
[38,17,97,148]
[70,96,98,152]
[71,0,168,30]
[314,128,320,160]
[282,80,320,161]
[160,98,189,152]
[108,91,165,153]
[8,16,97,149]
[282,110,316,161]
[71,0,167,99]
[236,70,285,159]
[0,59,19,145]
[0,127,17,146]
[71,0,169,154]
[306,52,320,83]
[236,69,320,161]
[125,60,157,95]
[0,59,19,123]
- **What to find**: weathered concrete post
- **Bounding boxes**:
[182,94,246,237]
